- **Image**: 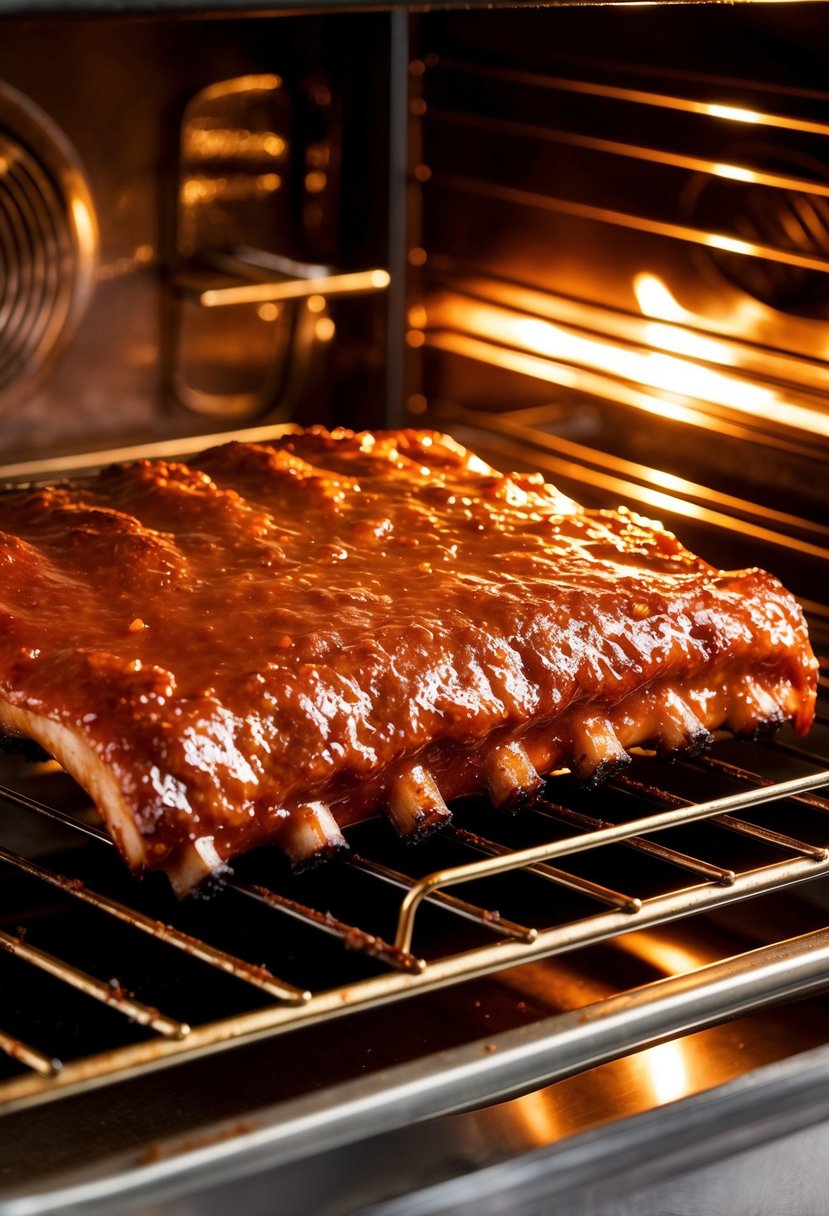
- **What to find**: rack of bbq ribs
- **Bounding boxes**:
[0,427,816,894]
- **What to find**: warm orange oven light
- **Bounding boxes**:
[428,290,829,439]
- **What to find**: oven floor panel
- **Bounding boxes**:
[4,991,829,1214]
[360,1049,829,1216]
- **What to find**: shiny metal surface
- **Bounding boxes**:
[361,1043,829,1216]
[0,82,97,413]
[6,914,829,1214]
[392,773,829,951]
[172,73,389,421]
[1,423,828,1211]
[0,0,747,11]
[0,15,394,455]
[416,9,829,421]
[2,752,827,1111]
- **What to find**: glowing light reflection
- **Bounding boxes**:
[181,174,282,206]
[432,290,829,438]
[185,127,287,160]
[617,932,706,977]
[510,1091,559,1146]
[510,314,780,419]
[633,273,687,322]
[650,351,777,411]
[632,275,768,348]
[643,323,730,365]
[641,1039,691,1105]
[707,234,754,256]
[713,162,758,184]
[314,317,335,342]
[200,268,389,308]
[70,196,97,259]
[704,104,761,124]
[463,68,829,139]
[197,74,282,103]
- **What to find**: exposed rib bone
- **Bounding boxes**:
[169,839,222,897]
[653,688,713,757]
[570,712,630,786]
[485,740,543,810]
[386,764,452,841]
[0,703,147,870]
[281,801,347,869]
[727,676,788,736]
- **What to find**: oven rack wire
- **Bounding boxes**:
[1,729,828,1113]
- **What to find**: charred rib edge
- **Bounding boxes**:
[282,801,348,870]
[0,664,810,891]
[652,688,714,757]
[485,740,543,810]
[386,763,452,841]
[728,674,789,736]
[569,712,631,788]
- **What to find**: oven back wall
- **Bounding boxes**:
[0,13,392,459]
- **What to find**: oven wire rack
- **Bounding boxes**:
[1,734,828,1113]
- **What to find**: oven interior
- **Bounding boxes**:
[1,4,829,1214]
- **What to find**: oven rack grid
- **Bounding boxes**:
[1,731,828,1113]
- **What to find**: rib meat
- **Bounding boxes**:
[0,427,817,891]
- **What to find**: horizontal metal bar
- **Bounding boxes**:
[0,784,111,845]
[432,343,829,537]
[75,926,829,1215]
[438,59,829,139]
[183,268,390,309]
[429,106,829,199]
[432,274,829,456]
[438,403,829,563]
[449,825,642,914]
[12,931,829,1216]
[714,815,827,860]
[0,1028,58,1078]
[230,882,425,975]
[0,845,310,1005]
[692,754,829,814]
[0,930,189,1039]
[393,772,829,952]
[346,853,537,944]
[1,731,826,1113]
[0,421,300,483]
[535,798,736,885]
[433,172,829,276]
[614,772,828,859]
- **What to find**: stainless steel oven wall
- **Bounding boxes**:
[0,12,393,460]
[410,5,829,563]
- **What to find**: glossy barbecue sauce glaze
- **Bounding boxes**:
[0,428,817,880]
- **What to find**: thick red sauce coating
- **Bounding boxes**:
[0,427,817,872]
